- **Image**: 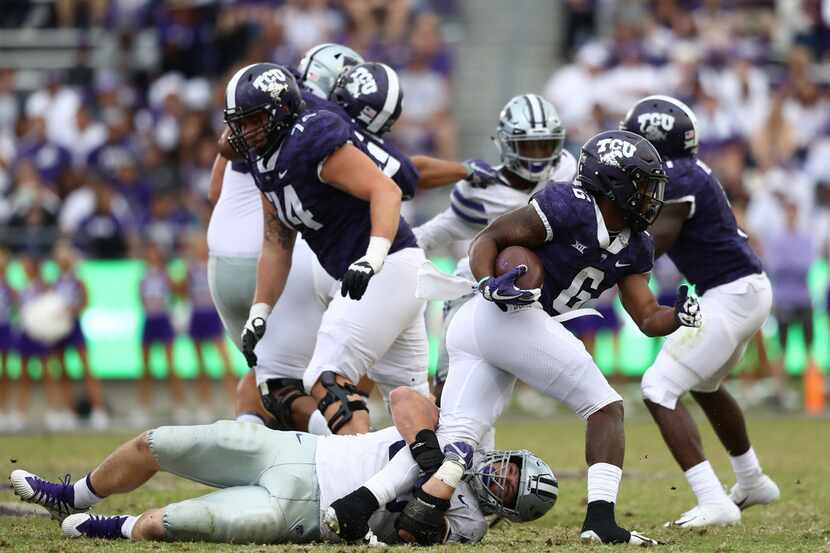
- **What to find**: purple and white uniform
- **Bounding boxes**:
[247,105,428,402]
[140,268,175,345]
[0,281,15,353]
[642,157,772,410]
[53,273,86,350]
[429,182,644,451]
[17,282,49,357]
[187,261,224,341]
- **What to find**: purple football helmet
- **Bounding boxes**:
[577,130,667,232]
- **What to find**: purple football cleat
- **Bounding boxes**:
[9,469,85,520]
[63,513,131,539]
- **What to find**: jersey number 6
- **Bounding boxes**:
[552,267,605,312]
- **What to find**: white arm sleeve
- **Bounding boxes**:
[364,445,422,506]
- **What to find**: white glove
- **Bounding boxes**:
[241,302,271,367]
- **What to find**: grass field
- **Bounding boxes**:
[1,412,829,553]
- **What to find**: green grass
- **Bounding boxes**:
[2,413,829,552]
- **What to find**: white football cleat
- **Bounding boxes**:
[62,513,131,539]
[665,502,741,528]
[9,469,85,520]
[730,475,780,510]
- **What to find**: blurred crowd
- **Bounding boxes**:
[0,0,458,260]
[546,0,830,398]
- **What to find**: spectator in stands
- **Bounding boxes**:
[15,115,73,194]
[74,181,133,259]
[393,12,457,159]
[6,160,60,256]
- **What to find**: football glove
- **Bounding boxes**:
[324,486,379,542]
[463,159,506,188]
[241,303,270,367]
[341,257,375,300]
[395,488,450,545]
[674,284,702,328]
[477,265,541,311]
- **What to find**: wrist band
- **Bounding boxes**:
[250,302,272,320]
[433,458,465,489]
[365,236,392,272]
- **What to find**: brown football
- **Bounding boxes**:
[495,246,544,289]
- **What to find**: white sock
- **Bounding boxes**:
[685,461,729,505]
[235,413,265,425]
[121,515,138,539]
[73,474,103,509]
[587,463,622,504]
[730,447,762,489]
[308,411,332,436]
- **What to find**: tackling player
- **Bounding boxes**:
[9,390,556,545]
[621,95,779,527]
[325,130,702,546]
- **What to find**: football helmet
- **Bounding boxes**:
[223,63,305,164]
[577,130,667,233]
[330,62,403,136]
[297,43,365,99]
[496,94,566,182]
[619,95,698,159]
[470,449,558,522]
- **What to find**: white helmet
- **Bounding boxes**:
[469,449,558,522]
[496,94,566,182]
[296,43,365,99]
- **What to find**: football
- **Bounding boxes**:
[495,246,544,289]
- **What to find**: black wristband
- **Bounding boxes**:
[415,487,451,512]
[410,429,444,474]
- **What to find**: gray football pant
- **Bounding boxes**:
[207,256,257,352]
[147,420,321,544]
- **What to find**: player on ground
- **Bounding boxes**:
[413,93,577,400]
[326,130,702,546]
[9,390,556,545]
[620,95,779,528]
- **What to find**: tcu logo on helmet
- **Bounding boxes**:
[253,68,289,99]
[346,66,378,97]
[596,138,636,167]
[637,112,675,142]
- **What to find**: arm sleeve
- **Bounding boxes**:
[413,206,483,252]
[364,447,422,507]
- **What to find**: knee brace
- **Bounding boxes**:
[317,370,368,433]
[260,378,308,430]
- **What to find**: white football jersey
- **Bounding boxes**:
[207,164,262,258]
[315,426,487,544]
[414,150,577,253]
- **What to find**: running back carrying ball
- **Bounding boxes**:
[495,246,544,289]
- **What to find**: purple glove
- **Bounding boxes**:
[443,442,474,471]
[477,265,541,311]
[463,159,506,188]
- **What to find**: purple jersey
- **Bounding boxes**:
[232,91,419,200]
[187,261,214,309]
[17,141,72,186]
[531,183,655,317]
[250,108,417,279]
[54,273,83,312]
[663,158,762,294]
[140,268,172,315]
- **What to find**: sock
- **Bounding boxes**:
[685,461,729,505]
[587,463,622,504]
[729,447,762,489]
[235,412,265,425]
[308,411,332,436]
[73,474,103,509]
[121,515,138,539]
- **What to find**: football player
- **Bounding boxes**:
[620,95,779,527]
[412,93,577,401]
[220,62,502,436]
[210,50,504,433]
[325,130,702,546]
[9,391,556,545]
